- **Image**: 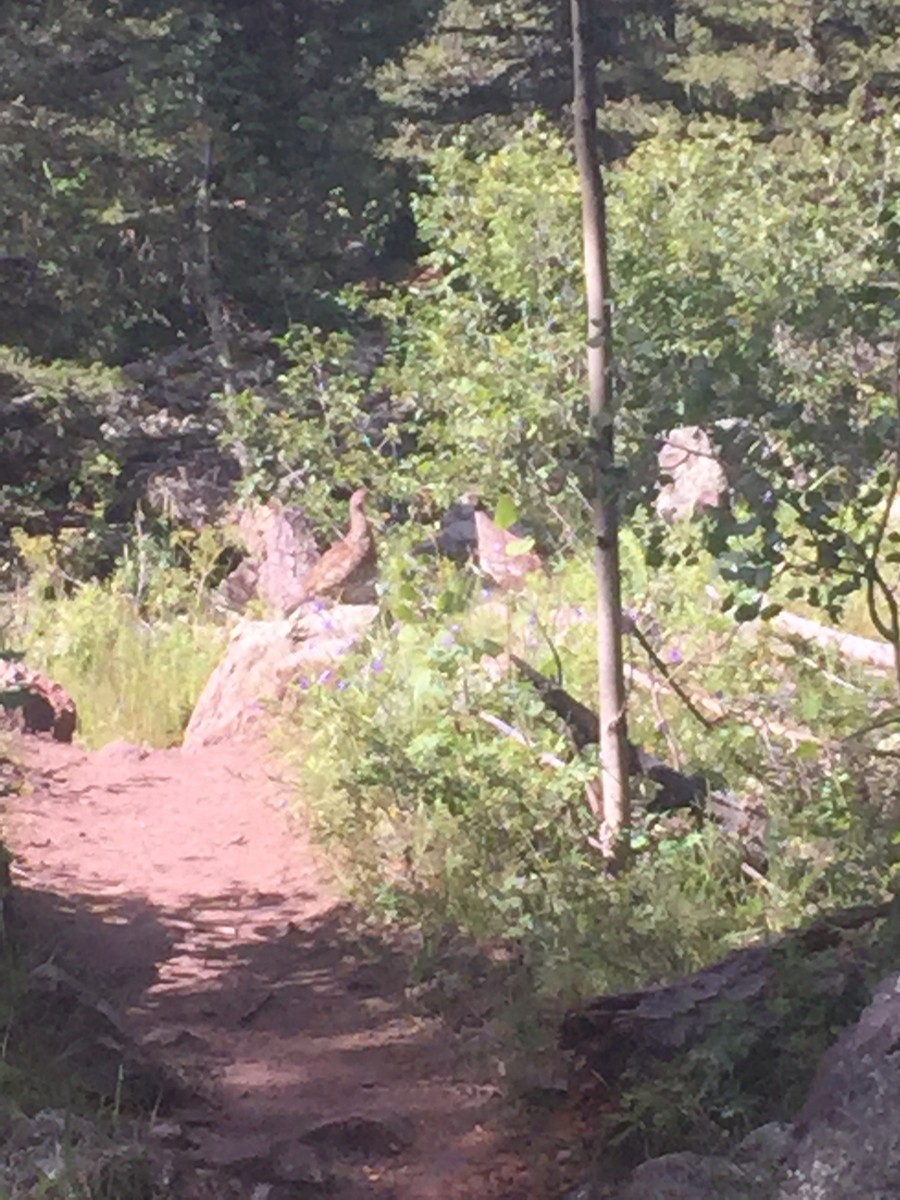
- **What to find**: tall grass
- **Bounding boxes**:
[4,536,226,748]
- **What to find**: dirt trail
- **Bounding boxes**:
[5,736,540,1199]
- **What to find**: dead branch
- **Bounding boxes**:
[772,611,895,672]
[627,619,719,731]
[509,653,601,750]
[625,664,821,748]
[506,655,768,867]
[509,653,708,807]
[476,710,567,770]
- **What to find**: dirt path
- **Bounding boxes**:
[5,736,542,1199]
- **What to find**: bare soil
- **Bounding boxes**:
[5,735,554,1199]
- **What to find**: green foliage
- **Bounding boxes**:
[288,539,896,971]
[0,352,127,542]
[672,1,900,122]
[0,0,437,360]
[606,923,884,1165]
[284,529,900,1156]
[379,0,900,160]
[246,101,900,629]
[2,0,897,368]
[292,601,756,993]
[217,325,383,522]
[225,120,589,535]
[4,532,225,748]
[5,0,900,1171]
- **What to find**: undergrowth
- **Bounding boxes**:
[2,527,227,747]
[282,524,900,1159]
[5,507,900,1167]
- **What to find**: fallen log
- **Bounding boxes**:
[508,653,601,752]
[560,898,894,1089]
[509,653,707,807]
[772,611,895,673]
[507,655,766,866]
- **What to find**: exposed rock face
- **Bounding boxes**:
[0,661,77,742]
[182,605,379,749]
[472,507,544,590]
[219,499,320,616]
[656,426,729,522]
[779,970,900,1199]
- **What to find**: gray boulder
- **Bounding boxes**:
[778,971,900,1199]
[182,605,378,748]
[656,426,728,522]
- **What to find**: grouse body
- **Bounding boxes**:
[291,488,377,607]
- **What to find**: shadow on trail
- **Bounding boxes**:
[13,882,174,1003]
[4,739,535,1196]
[10,878,475,1143]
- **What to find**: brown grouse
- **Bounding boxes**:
[290,488,377,608]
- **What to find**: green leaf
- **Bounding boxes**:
[795,741,820,761]
[494,495,518,529]
[800,692,824,721]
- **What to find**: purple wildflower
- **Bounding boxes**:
[666,646,683,665]
[337,679,349,691]
[318,668,333,685]
[371,657,385,674]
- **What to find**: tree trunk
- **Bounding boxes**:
[570,0,631,864]
[196,129,234,397]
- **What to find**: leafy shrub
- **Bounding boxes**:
[289,555,755,993]
[285,532,900,1157]
[221,103,900,629]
